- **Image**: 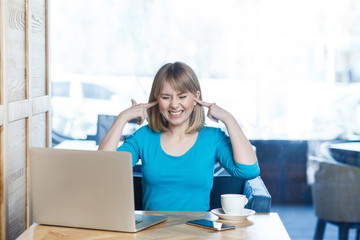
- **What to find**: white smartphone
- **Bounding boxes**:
[186,219,235,231]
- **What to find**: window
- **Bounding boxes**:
[51,0,360,140]
[81,83,114,100]
[52,82,70,97]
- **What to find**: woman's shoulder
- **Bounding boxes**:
[200,126,221,135]
[133,124,159,137]
[200,126,228,139]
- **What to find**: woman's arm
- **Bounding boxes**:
[221,113,257,165]
[195,98,257,165]
[98,100,158,151]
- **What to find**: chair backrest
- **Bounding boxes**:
[96,114,139,145]
[209,176,245,210]
[96,114,117,145]
[133,175,143,210]
[133,175,246,211]
[308,156,360,222]
[132,162,268,212]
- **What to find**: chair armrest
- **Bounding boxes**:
[244,176,272,213]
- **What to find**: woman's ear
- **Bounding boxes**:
[196,91,200,98]
[194,91,200,106]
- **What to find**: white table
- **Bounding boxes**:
[330,142,360,153]
[17,211,290,240]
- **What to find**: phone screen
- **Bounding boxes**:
[186,219,235,231]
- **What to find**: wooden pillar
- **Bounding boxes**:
[0,0,50,239]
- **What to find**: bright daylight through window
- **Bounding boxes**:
[51,0,360,143]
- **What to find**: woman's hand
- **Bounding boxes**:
[98,99,157,151]
[194,98,231,123]
[195,97,257,165]
[123,99,158,125]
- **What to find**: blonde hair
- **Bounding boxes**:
[147,62,205,133]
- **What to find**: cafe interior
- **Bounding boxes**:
[1,0,360,239]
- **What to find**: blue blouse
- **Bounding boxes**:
[117,125,260,211]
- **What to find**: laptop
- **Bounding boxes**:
[29,147,167,232]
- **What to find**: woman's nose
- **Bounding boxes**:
[170,98,179,108]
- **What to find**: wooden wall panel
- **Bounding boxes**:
[32,95,49,115]
[28,113,46,227]
[0,106,3,126]
[7,99,29,122]
[30,113,46,148]
[30,0,45,98]
[1,0,5,238]
[1,0,49,239]
[0,125,4,240]
[7,119,26,240]
[5,0,26,102]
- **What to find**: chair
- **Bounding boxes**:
[133,169,272,212]
[307,155,360,240]
[210,175,271,212]
[95,114,118,145]
[95,114,138,145]
[52,130,76,147]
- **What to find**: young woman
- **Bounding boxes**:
[98,62,259,211]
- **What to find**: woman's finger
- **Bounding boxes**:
[131,99,137,107]
[131,99,157,110]
[194,98,212,108]
[135,105,150,125]
[207,110,219,122]
[145,100,158,109]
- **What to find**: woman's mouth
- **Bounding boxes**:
[169,110,183,118]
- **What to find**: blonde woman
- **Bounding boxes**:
[98,62,259,211]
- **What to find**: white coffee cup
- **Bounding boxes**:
[221,194,248,215]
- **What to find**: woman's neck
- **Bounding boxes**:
[167,123,189,138]
[160,125,199,157]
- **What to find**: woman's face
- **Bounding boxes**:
[157,81,199,129]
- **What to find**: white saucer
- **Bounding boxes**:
[211,208,255,221]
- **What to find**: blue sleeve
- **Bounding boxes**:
[117,129,142,167]
[215,128,260,179]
